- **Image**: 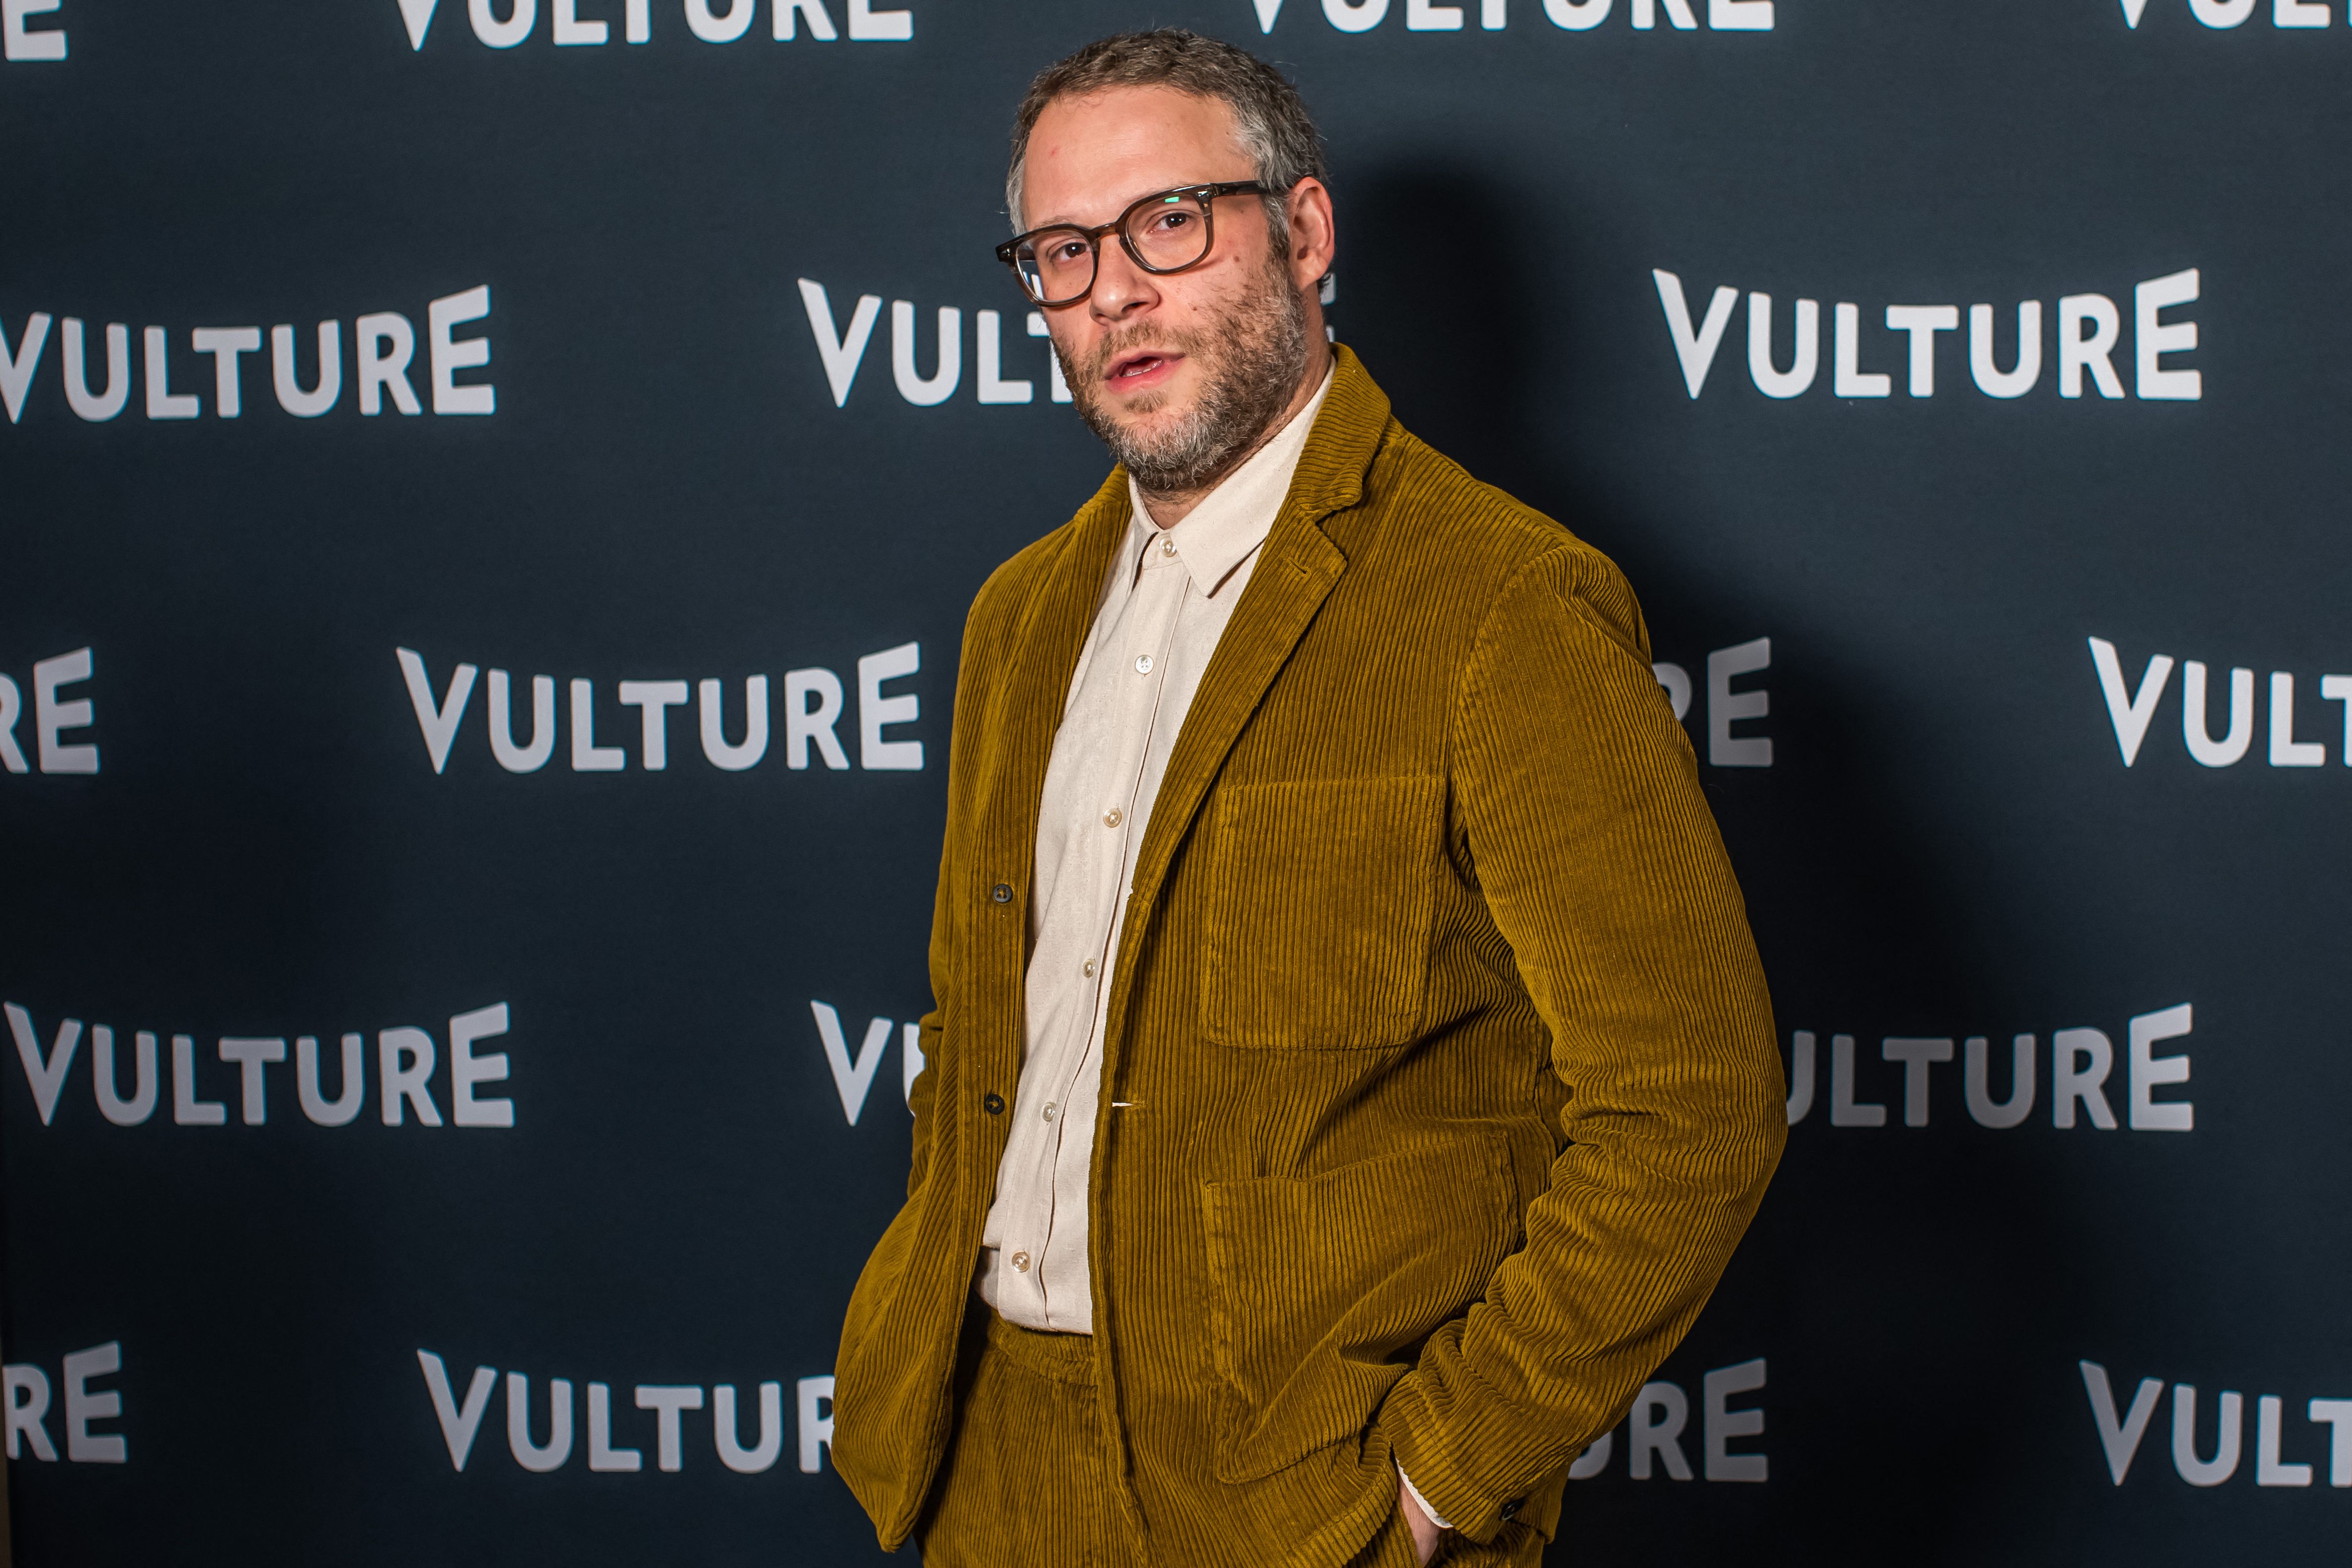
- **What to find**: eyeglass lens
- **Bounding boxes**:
[1015,191,1216,305]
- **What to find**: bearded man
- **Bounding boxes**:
[834,29,1784,1568]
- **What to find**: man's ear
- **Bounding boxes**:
[1284,177,1337,289]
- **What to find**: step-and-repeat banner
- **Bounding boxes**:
[5,3,2346,1562]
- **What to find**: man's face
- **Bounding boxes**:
[1020,86,1319,495]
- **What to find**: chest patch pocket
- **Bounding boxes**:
[1200,775,1444,1051]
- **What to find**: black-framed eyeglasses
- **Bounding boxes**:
[995,181,1272,308]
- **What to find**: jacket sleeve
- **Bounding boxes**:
[1378,543,1785,1543]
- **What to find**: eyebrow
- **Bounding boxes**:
[1029,181,1217,231]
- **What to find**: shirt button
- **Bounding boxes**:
[1161,536,1178,557]
[1134,653,1153,674]
[1011,1251,1031,1272]
[1042,1102,1058,1122]
[991,883,1013,904]
[1102,808,1123,827]
[1082,959,1096,977]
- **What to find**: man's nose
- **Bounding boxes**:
[1089,237,1160,325]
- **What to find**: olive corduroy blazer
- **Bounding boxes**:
[834,347,1784,1563]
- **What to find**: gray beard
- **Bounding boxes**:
[1067,258,1311,498]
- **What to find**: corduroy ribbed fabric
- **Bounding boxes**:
[917,1309,1139,1567]
[834,347,1784,1565]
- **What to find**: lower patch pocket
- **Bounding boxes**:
[1201,1131,1515,1483]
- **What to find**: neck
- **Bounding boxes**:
[1136,340,1331,529]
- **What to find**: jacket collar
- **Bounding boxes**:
[985,345,1394,946]
[1112,343,1391,957]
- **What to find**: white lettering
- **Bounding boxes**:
[6,1003,80,1125]
[891,301,960,405]
[2268,672,2325,766]
[2082,1361,2163,1484]
[1963,1034,2034,1128]
[33,646,97,773]
[570,678,626,771]
[427,285,496,414]
[271,322,342,416]
[1705,638,1770,766]
[1628,1381,1692,1479]
[451,1002,514,1127]
[2134,268,2200,400]
[1,312,52,422]
[4,1363,56,1461]
[357,312,422,415]
[4,0,68,60]
[588,1381,641,1471]
[1833,301,1891,397]
[379,1026,443,1126]
[715,1382,784,1472]
[297,1033,366,1125]
[1828,1033,1885,1126]
[218,1036,287,1124]
[2181,660,2254,767]
[93,1026,157,1125]
[617,678,690,768]
[699,675,770,770]
[2126,1003,2192,1131]
[2089,637,2174,766]
[1880,1037,1953,1127]
[144,326,200,419]
[397,648,478,774]
[975,309,1034,403]
[172,1033,225,1125]
[2052,1027,2117,1130]
[488,670,557,772]
[1653,269,1737,398]
[1701,1359,1767,1481]
[796,1375,835,1472]
[61,1343,124,1463]
[62,320,128,421]
[418,1350,497,1470]
[1969,301,2042,397]
[2173,1385,2243,1486]
[1746,293,1817,399]
[811,1001,890,1125]
[799,280,881,407]
[1883,304,1958,397]
[191,326,261,416]
[858,642,923,770]
[2058,293,2124,399]
[506,1372,573,1471]
[785,667,849,769]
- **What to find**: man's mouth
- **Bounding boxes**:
[1105,351,1182,389]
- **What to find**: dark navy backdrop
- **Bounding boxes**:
[6,2,2347,1562]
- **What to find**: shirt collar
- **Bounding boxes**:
[1123,360,1337,599]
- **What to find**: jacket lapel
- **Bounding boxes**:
[1119,346,1394,928]
[986,468,1131,852]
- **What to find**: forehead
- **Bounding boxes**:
[1022,85,1253,226]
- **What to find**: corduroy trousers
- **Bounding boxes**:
[913,1304,1528,1568]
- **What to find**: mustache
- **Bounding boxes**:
[1077,323,1208,381]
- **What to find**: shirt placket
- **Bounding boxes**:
[1029,544,1190,1325]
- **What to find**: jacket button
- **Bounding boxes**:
[991,883,1013,904]
[1499,1498,1522,1521]
[983,1093,1006,1115]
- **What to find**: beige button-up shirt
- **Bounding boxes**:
[977,366,1335,1334]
